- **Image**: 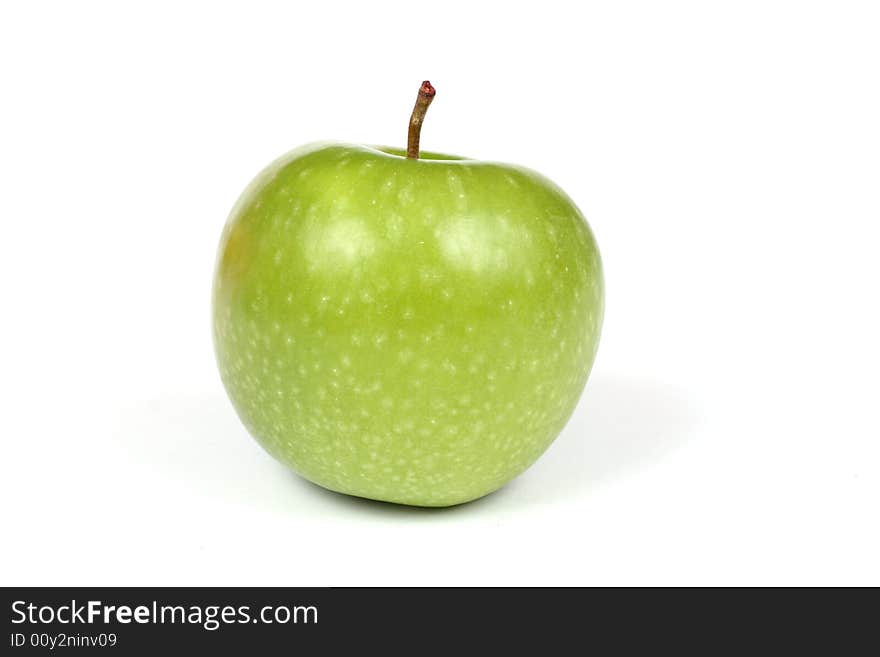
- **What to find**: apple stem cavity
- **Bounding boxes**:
[407,80,436,159]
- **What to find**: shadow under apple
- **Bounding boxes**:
[114,394,301,512]
[502,373,697,506]
[116,373,695,515]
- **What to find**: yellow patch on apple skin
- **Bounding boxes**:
[216,218,254,299]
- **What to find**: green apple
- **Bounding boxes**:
[213,83,603,506]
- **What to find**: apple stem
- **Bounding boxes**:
[407,81,436,159]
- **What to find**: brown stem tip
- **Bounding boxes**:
[407,80,436,159]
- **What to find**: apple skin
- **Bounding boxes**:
[213,142,603,506]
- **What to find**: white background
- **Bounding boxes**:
[2,1,878,586]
